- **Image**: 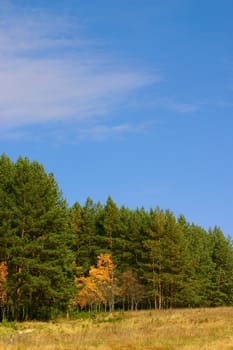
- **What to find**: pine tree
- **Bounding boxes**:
[102,197,120,251]
[113,206,133,271]
[0,154,15,262]
[184,224,215,306]
[0,156,75,320]
[70,202,84,270]
[209,227,233,305]
[144,208,190,309]
[143,208,167,309]
[71,198,102,275]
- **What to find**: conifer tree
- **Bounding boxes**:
[102,197,120,251]
[209,227,233,305]
[0,156,75,320]
[0,154,15,262]
[144,208,190,308]
[184,224,215,306]
[71,198,102,274]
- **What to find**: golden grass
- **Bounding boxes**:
[0,307,233,349]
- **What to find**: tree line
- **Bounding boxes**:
[0,154,233,320]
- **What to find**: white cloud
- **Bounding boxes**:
[0,3,158,134]
[0,57,154,126]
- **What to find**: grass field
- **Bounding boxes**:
[0,307,233,349]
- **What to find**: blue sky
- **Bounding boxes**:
[0,0,233,236]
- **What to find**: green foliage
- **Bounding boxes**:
[1,153,233,321]
[209,227,233,305]
[93,315,123,324]
[0,155,75,321]
[0,320,17,330]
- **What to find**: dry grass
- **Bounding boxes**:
[0,307,233,349]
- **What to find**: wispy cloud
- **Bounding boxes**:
[168,101,199,114]
[76,120,157,141]
[123,94,200,116]
[0,2,158,136]
[150,97,200,114]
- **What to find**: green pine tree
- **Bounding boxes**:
[1,156,75,320]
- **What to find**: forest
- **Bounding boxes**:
[0,154,233,321]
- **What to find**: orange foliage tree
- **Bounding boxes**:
[74,253,117,311]
[74,276,105,311]
[0,262,8,319]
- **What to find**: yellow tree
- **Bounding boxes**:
[90,253,117,311]
[74,253,117,311]
[74,276,104,311]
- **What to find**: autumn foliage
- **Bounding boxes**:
[120,270,144,310]
[0,262,7,307]
[74,253,117,311]
[1,154,233,321]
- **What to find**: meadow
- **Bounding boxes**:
[0,307,233,350]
